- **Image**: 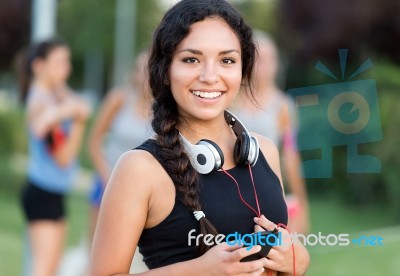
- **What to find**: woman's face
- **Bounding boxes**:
[169,17,242,122]
[34,46,71,88]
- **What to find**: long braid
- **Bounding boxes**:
[151,93,218,255]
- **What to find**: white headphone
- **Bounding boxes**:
[179,110,259,174]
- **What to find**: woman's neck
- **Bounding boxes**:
[31,79,54,95]
[239,82,278,111]
[32,78,58,93]
[177,112,241,170]
[178,114,235,146]
[254,82,277,102]
[132,90,152,120]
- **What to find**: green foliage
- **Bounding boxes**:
[303,60,400,220]
[234,0,278,34]
[58,0,163,89]
[0,107,27,156]
[371,59,400,90]
[58,0,116,59]
[136,0,164,52]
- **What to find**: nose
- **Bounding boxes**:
[199,61,219,84]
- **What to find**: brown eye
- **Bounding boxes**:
[182,57,199,63]
[221,58,235,64]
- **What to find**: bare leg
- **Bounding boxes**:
[28,220,66,276]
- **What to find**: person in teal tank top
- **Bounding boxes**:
[18,38,91,276]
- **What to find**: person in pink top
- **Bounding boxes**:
[231,31,310,234]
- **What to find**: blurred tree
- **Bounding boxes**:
[276,0,400,217]
[0,0,31,72]
[58,0,163,92]
[233,0,278,35]
[277,0,400,87]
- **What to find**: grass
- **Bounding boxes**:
[307,227,400,276]
[306,195,400,276]
[0,184,89,275]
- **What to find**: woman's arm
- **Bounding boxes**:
[51,118,86,167]
[27,94,90,167]
[89,150,155,275]
[88,90,125,184]
[28,93,87,138]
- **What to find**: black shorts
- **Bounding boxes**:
[20,180,66,222]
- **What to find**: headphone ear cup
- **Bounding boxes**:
[198,139,224,169]
[234,132,250,166]
[248,136,260,166]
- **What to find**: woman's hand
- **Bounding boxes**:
[254,215,310,276]
[195,242,268,275]
[69,96,91,122]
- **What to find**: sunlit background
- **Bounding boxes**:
[0,0,399,275]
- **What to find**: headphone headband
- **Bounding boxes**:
[224,110,251,138]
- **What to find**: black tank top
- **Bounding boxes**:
[136,139,288,269]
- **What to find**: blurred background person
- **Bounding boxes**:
[18,38,91,276]
[231,31,310,234]
[87,50,153,249]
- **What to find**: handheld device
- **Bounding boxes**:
[240,229,279,262]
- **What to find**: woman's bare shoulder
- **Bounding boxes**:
[106,147,170,197]
[250,132,283,188]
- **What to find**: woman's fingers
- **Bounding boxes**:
[231,245,262,262]
[254,224,264,232]
[263,256,281,272]
[254,215,277,231]
[220,241,244,252]
[237,266,265,276]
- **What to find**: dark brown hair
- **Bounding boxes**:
[16,38,67,103]
[148,0,256,254]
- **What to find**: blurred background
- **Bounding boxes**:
[0,0,399,275]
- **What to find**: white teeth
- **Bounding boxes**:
[191,90,222,99]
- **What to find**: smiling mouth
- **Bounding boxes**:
[191,90,223,99]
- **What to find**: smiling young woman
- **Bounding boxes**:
[89,1,310,275]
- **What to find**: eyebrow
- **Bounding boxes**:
[177,48,240,55]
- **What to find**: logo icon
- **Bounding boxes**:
[287,49,382,178]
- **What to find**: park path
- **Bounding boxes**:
[58,241,147,276]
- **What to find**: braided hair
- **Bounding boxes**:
[16,38,68,104]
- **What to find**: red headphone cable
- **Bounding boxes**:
[221,165,261,218]
[221,164,296,276]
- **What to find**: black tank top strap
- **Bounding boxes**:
[136,139,169,177]
[135,139,182,200]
